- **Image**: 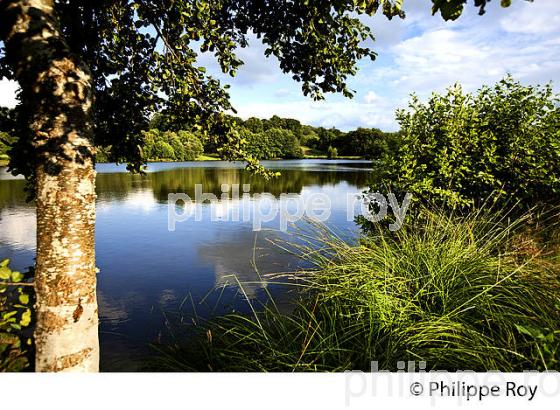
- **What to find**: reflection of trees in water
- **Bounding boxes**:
[150,168,308,200]
[0,179,30,209]
[1,164,371,207]
[95,173,152,202]
[95,167,370,203]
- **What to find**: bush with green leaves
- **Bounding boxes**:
[268,128,303,159]
[0,132,11,157]
[177,131,205,161]
[0,130,16,164]
[375,76,560,209]
[0,259,33,372]
[243,128,303,160]
[327,146,338,159]
[141,129,204,161]
[148,114,400,159]
[168,133,186,161]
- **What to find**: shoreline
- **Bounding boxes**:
[0,155,365,168]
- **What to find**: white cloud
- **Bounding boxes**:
[332,0,560,130]
[363,91,380,104]
[274,88,292,98]
[197,32,281,87]
[0,79,18,108]
[228,0,560,130]
[235,96,397,131]
[387,17,560,96]
[500,0,560,34]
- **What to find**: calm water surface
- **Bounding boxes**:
[0,160,371,370]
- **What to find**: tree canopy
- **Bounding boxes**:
[0,0,514,179]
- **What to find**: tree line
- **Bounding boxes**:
[2,107,402,163]
[142,112,402,161]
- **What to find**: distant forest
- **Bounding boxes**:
[143,113,402,161]
[231,115,402,160]
[0,106,401,163]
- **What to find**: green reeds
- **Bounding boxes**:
[151,207,560,371]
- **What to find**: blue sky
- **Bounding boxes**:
[1,0,559,131]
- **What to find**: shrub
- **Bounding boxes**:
[241,129,272,159]
[0,259,33,372]
[327,146,338,159]
[267,128,303,159]
[375,76,560,209]
[152,140,175,160]
[95,147,111,163]
[0,132,11,157]
[167,132,186,161]
[300,125,319,147]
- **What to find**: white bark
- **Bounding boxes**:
[35,301,99,372]
[1,0,100,371]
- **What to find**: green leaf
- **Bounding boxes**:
[515,324,545,339]
[11,271,23,282]
[0,266,10,280]
[20,309,31,327]
[432,0,465,21]
[2,311,17,320]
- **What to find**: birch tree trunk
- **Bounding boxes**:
[1,0,99,371]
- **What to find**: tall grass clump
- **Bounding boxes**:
[152,208,560,372]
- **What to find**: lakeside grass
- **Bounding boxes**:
[151,208,560,372]
[0,150,363,166]
[143,155,221,162]
[46,153,358,166]
[195,154,220,161]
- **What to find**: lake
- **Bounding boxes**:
[0,159,372,370]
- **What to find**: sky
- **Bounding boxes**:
[1,0,559,131]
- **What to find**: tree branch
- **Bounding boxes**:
[0,282,35,287]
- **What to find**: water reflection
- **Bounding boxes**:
[198,229,303,300]
[95,160,371,202]
[0,160,371,371]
